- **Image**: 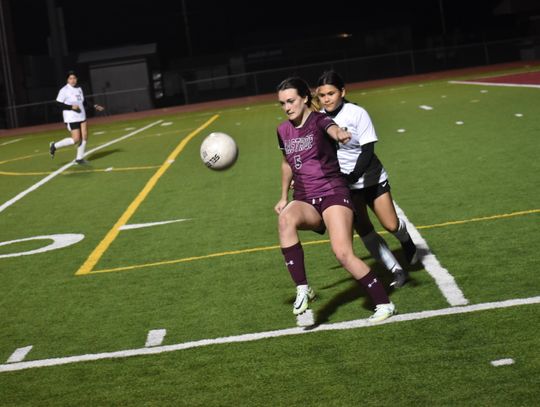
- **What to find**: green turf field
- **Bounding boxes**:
[1,66,539,406]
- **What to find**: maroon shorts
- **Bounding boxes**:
[299,193,354,235]
[302,193,354,217]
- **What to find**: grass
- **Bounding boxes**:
[0,65,539,406]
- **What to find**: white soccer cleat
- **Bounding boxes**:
[293,284,315,315]
[296,309,315,327]
[368,302,396,323]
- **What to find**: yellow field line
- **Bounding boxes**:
[75,114,220,276]
[90,208,539,275]
[0,165,161,176]
[414,209,540,230]
[0,153,44,165]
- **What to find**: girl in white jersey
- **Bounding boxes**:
[317,71,418,288]
[49,71,104,164]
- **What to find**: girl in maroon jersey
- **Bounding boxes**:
[275,77,395,323]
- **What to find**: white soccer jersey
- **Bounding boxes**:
[56,84,86,123]
[327,103,388,189]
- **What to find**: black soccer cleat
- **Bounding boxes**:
[401,237,418,265]
[49,142,56,158]
[390,268,409,288]
[75,159,89,165]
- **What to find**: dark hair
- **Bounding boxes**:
[66,70,77,79]
[276,77,312,107]
[317,70,346,90]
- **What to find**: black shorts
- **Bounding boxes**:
[350,180,391,206]
[66,121,85,131]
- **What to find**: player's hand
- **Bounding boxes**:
[336,127,351,144]
[72,105,80,112]
[94,104,105,112]
[274,198,288,215]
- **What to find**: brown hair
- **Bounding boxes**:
[276,77,313,108]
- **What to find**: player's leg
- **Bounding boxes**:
[370,189,418,265]
[76,122,88,164]
[49,123,77,158]
[322,203,394,322]
[351,189,406,287]
[278,200,321,314]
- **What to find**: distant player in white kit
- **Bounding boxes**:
[317,71,418,288]
[49,71,104,164]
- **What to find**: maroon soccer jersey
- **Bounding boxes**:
[277,112,349,200]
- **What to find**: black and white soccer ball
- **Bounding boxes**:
[200,132,238,170]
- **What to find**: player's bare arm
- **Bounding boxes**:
[274,157,292,214]
[326,124,351,144]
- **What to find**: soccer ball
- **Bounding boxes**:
[200,132,238,170]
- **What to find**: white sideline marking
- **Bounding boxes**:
[491,358,515,367]
[456,121,464,125]
[160,122,173,126]
[119,218,190,231]
[449,80,540,89]
[515,113,523,117]
[6,346,33,363]
[397,128,406,133]
[0,296,537,373]
[419,105,433,110]
[394,203,468,306]
[1,138,22,146]
[0,120,162,214]
[105,167,113,172]
[145,329,167,347]
[93,131,105,135]
[296,310,315,327]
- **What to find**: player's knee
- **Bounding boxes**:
[278,212,297,234]
[383,219,399,234]
[333,248,354,268]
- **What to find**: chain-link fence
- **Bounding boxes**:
[182,38,536,104]
[2,37,538,128]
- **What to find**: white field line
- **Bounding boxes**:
[145,329,167,347]
[0,120,162,214]
[1,138,22,146]
[6,346,33,363]
[490,358,515,366]
[394,203,469,306]
[119,219,190,231]
[1,296,538,373]
[449,80,540,89]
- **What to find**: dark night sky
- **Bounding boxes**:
[8,0,517,61]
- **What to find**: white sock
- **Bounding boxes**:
[76,140,87,160]
[361,230,401,273]
[393,218,411,243]
[54,138,75,149]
